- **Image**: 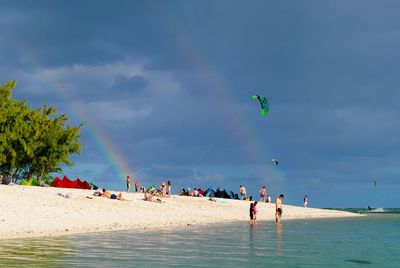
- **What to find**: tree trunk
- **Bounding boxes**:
[39,166,45,181]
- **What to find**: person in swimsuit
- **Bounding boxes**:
[239,185,247,200]
[192,188,202,197]
[102,189,112,199]
[303,195,308,207]
[144,190,163,203]
[161,182,167,196]
[167,180,171,195]
[275,194,285,223]
[102,189,124,201]
[259,186,267,202]
[126,176,131,192]
[252,201,258,224]
[134,180,139,192]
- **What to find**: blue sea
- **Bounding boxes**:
[1,209,399,267]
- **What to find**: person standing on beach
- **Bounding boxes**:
[167,180,171,195]
[249,202,257,225]
[259,186,267,202]
[134,180,139,192]
[303,195,308,207]
[161,182,167,196]
[267,195,271,203]
[239,185,247,200]
[250,202,258,225]
[126,176,131,192]
[253,202,258,224]
[275,194,285,223]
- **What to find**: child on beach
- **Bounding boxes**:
[267,195,271,203]
[250,202,258,225]
[304,195,308,207]
[249,202,254,224]
[275,194,285,223]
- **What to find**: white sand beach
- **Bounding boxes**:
[0,185,360,240]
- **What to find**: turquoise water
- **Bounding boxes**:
[329,208,400,214]
[1,213,399,267]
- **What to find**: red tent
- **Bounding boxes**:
[59,176,73,188]
[79,180,91,190]
[51,177,62,187]
[51,176,91,190]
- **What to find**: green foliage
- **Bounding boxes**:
[0,80,84,180]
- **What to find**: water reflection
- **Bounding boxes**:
[275,223,283,257]
[248,224,256,257]
[0,236,71,266]
[1,217,399,267]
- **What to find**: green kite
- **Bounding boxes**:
[252,95,269,116]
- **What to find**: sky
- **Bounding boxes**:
[1,0,399,208]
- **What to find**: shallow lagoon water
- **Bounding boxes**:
[1,214,399,267]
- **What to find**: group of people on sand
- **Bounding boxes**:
[126,176,172,196]
[158,181,172,196]
[143,188,163,203]
[239,185,271,204]
[125,176,140,193]
[250,194,285,225]
[121,176,174,203]
[259,186,272,203]
[122,178,307,216]
[142,181,172,203]
[246,184,308,207]
[191,188,203,197]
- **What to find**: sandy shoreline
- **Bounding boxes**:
[0,185,360,240]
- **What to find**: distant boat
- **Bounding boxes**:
[372,208,385,212]
[367,207,385,213]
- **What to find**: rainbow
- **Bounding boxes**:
[6,30,133,182]
[41,81,134,182]
[6,18,291,196]
[163,17,290,195]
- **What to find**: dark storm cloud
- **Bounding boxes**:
[0,1,183,67]
[1,1,400,207]
[113,75,148,95]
